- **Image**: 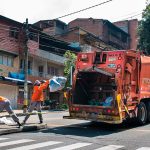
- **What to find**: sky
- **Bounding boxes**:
[0,0,147,24]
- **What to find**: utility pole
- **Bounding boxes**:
[23,18,29,113]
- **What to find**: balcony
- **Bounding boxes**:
[31,49,66,65]
[109,35,128,49]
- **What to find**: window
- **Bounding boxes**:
[0,53,14,67]
[20,59,32,74]
[48,66,59,76]
[9,27,19,39]
[39,66,44,77]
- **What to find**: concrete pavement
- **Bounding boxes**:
[0,110,47,135]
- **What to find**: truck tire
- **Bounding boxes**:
[136,102,147,125]
[147,102,150,122]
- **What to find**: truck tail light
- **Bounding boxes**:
[102,109,118,115]
[75,107,79,111]
[81,54,88,61]
[72,107,80,111]
[107,109,111,114]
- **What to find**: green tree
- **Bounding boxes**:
[64,50,77,87]
[138,0,150,54]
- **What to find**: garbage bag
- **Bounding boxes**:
[49,76,67,92]
[0,117,14,125]
[103,97,113,106]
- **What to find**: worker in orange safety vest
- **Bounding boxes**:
[0,96,22,127]
[22,80,49,125]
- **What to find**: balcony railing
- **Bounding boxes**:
[109,35,128,49]
[31,49,66,65]
[20,69,59,78]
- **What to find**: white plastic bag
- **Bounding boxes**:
[49,76,67,92]
[0,117,14,125]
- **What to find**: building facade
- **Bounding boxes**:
[68,18,130,50]
[0,15,73,109]
[113,19,139,50]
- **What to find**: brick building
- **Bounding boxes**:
[56,26,115,51]
[34,19,68,36]
[68,18,130,50]
[0,15,76,109]
[113,19,139,50]
[34,18,131,51]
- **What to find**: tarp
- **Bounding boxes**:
[0,76,32,85]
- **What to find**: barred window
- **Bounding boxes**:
[48,66,59,76]
[0,53,14,67]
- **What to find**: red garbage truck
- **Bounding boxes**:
[64,50,150,125]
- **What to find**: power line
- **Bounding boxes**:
[56,0,114,19]
[112,10,143,21]
[115,13,142,22]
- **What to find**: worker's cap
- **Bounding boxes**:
[40,80,46,84]
[34,80,41,86]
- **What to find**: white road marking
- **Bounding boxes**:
[0,139,34,147]
[94,145,124,150]
[7,141,62,150]
[136,147,150,150]
[0,138,9,141]
[49,142,92,150]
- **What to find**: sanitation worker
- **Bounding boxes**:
[0,96,22,127]
[22,80,49,125]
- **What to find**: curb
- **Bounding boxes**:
[0,128,21,135]
[22,123,47,132]
[0,123,47,135]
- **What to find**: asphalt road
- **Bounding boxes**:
[0,111,150,150]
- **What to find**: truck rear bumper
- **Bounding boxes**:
[63,115,122,124]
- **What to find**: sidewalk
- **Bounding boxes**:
[0,110,47,135]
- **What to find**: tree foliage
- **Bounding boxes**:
[64,50,77,87]
[138,0,150,54]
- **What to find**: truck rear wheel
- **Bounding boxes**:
[137,102,147,125]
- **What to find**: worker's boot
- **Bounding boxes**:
[38,113,43,124]
[16,121,22,128]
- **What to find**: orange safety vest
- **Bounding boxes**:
[0,96,7,101]
[31,80,49,102]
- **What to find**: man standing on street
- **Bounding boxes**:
[0,96,22,127]
[22,80,49,125]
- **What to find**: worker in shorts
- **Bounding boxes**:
[22,80,49,125]
[0,96,22,127]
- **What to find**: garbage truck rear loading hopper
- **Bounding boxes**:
[64,50,150,125]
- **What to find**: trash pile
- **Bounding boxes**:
[88,96,113,106]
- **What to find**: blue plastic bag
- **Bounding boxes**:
[103,97,113,106]
[49,76,67,92]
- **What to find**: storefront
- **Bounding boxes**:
[0,83,18,109]
[0,76,32,109]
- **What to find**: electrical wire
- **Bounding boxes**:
[112,10,143,21]
[122,13,142,20]
[56,0,114,19]
[114,13,142,22]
